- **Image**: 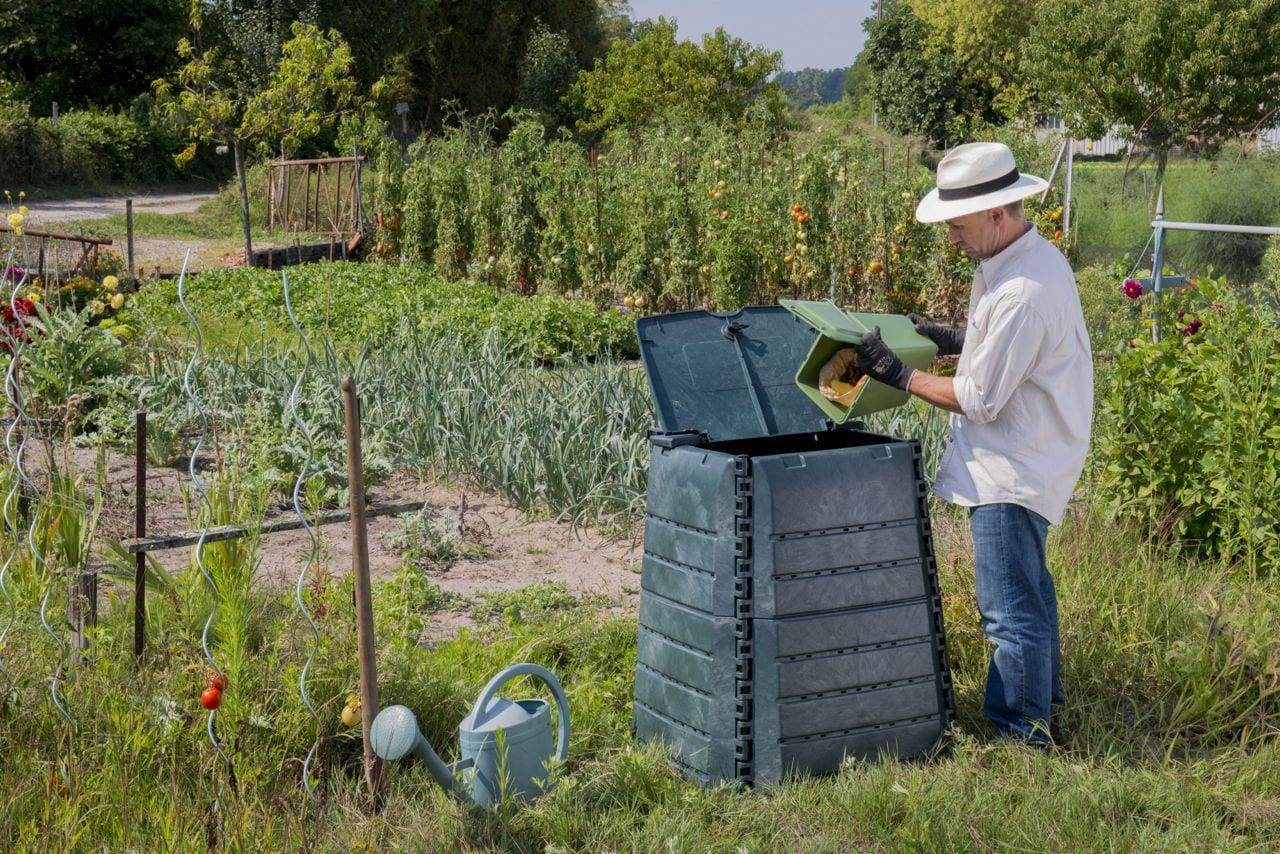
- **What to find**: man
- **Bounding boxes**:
[844,141,1093,746]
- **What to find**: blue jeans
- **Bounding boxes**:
[969,503,1062,744]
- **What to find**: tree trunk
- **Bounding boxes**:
[1150,148,1169,211]
[234,139,254,267]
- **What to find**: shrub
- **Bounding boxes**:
[1075,263,1142,353]
[0,96,223,187]
[1095,276,1280,567]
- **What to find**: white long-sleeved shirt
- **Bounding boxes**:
[930,225,1093,525]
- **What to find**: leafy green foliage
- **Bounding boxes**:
[775,67,850,110]
[380,114,1016,318]
[516,23,584,130]
[1095,277,1280,567]
[573,17,786,136]
[906,0,1037,120]
[129,262,636,361]
[0,97,220,187]
[861,2,973,147]
[1027,0,1280,167]
[156,19,355,162]
[0,0,187,112]
[17,303,127,432]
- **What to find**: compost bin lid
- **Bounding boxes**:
[636,305,830,441]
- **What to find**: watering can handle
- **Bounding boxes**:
[472,663,570,764]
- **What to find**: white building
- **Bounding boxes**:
[1036,117,1280,156]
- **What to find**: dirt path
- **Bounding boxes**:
[76,447,641,637]
[25,192,219,225]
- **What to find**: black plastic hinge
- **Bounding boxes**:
[647,429,708,449]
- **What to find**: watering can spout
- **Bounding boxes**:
[370,704,466,796]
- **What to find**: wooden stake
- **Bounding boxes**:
[68,571,97,666]
[134,410,146,656]
[125,199,136,283]
[342,376,384,804]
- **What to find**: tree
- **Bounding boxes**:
[862,2,969,146]
[396,0,610,132]
[0,0,187,112]
[516,23,583,130]
[155,15,355,265]
[574,17,784,135]
[1027,0,1280,186]
[842,54,875,120]
[776,68,850,110]
[906,0,1038,120]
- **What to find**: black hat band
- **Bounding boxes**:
[936,167,1020,201]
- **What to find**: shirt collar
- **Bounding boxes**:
[979,223,1039,284]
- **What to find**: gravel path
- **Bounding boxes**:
[25,191,219,225]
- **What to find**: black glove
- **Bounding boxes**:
[852,326,916,392]
[907,313,965,357]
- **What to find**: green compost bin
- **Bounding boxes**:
[779,299,937,423]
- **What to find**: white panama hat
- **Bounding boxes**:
[915,142,1048,223]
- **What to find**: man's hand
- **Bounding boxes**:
[852,326,916,392]
[907,313,965,356]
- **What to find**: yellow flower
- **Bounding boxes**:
[18,206,28,216]
[110,293,125,310]
[27,290,40,302]
[6,212,23,231]
[88,299,105,315]
[103,275,119,291]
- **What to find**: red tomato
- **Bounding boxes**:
[209,673,228,691]
[200,687,223,710]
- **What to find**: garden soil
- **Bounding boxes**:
[64,446,641,638]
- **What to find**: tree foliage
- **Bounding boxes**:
[776,68,850,110]
[516,23,583,130]
[573,17,785,135]
[155,19,354,161]
[0,0,187,112]
[906,0,1037,119]
[1027,0,1280,163]
[862,2,970,146]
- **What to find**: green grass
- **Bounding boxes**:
[1072,155,1280,281]
[2,504,1278,850]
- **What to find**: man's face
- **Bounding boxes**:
[945,207,1008,261]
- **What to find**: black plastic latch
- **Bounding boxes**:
[647,429,708,449]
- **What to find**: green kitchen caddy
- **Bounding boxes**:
[779,300,938,423]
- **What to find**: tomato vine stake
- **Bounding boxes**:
[177,250,235,833]
[283,270,323,802]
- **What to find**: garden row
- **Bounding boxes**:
[362,115,1069,318]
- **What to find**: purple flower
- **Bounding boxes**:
[2,266,22,282]
[1177,308,1186,319]
[1123,278,1144,300]
[1182,319,1202,337]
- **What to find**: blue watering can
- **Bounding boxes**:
[370,663,570,808]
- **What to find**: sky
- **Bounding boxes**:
[627,1,879,71]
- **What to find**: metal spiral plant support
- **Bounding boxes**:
[3,262,74,726]
[176,252,233,823]
[0,254,27,689]
[283,270,322,801]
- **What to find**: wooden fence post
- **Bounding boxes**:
[342,376,384,805]
[126,199,136,283]
[134,410,146,656]
[68,571,97,666]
